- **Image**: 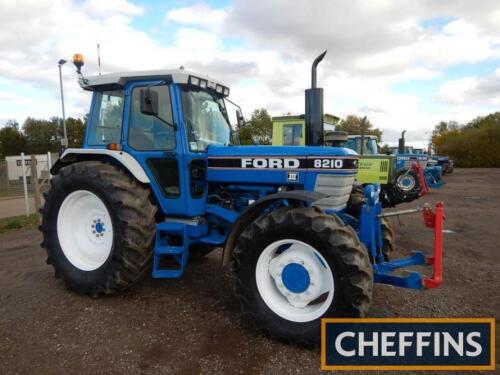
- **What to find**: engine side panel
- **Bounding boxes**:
[206,145,358,191]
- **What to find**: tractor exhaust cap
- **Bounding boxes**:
[305,50,327,146]
[311,50,327,89]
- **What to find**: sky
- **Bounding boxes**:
[0,0,499,146]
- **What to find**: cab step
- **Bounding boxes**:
[152,222,189,278]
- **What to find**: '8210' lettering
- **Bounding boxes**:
[314,159,344,169]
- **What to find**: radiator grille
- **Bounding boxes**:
[313,174,355,211]
[380,160,389,172]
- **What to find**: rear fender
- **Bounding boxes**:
[51,148,150,183]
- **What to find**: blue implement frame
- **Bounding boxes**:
[352,184,436,290]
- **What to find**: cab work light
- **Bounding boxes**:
[189,75,229,96]
[189,76,200,86]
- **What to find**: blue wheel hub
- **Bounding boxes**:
[401,176,413,187]
[281,263,310,293]
[95,222,104,233]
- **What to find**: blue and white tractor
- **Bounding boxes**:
[390,135,445,189]
[40,52,444,345]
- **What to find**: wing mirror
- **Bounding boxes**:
[140,88,159,116]
[236,109,245,128]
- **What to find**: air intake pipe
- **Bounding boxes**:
[305,51,327,146]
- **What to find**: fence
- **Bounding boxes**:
[0,153,58,219]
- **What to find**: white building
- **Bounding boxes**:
[5,153,57,181]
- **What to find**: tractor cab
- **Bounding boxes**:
[343,134,379,155]
[79,69,234,217]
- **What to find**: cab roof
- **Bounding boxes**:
[347,134,378,140]
[79,69,229,91]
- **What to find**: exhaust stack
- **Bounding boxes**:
[305,51,327,146]
[398,130,406,154]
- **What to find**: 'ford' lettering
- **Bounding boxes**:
[241,158,300,169]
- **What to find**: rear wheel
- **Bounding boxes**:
[396,169,420,193]
[233,207,373,345]
[40,161,157,296]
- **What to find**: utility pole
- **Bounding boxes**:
[58,59,68,147]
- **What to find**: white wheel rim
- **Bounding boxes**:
[397,174,416,191]
[255,239,335,323]
[57,190,113,271]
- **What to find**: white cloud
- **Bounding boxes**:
[165,3,227,30]
[436,77,479,103]
[436,71,500,105]
[0,0,499,145]
[82,0,144,16]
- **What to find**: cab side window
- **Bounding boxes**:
[129,85,175,151]
[88,90,124,145]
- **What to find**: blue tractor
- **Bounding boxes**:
[40,52,443,345]
[390,133,444,189]
[432,155,454,174]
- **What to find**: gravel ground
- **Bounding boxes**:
[0,168,499,374]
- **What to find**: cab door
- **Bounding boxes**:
[121,81,187,216]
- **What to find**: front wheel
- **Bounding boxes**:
[381,217,395,260]
[233,207,373,345]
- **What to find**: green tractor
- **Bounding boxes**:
[329,133,422,207]
[272,116,423,207]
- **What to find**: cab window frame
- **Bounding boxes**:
[180,86,232,153]
[127,83,176,152]
[87,89,125,146]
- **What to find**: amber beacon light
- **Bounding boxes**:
[72,53,84,73]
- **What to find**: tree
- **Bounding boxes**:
[50,116,86,147]
[238,108,273,145]
[66,117,86,147]
[379,143,390,154]
[0,120,26,157]
[430,112,500,167]
[336,115,383,141]
[23,117,60,154]
[431,120,460,138]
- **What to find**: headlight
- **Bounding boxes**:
[199,79,207,89]
[223,87,229,96]
[216,85,223,94]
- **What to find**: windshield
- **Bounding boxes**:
[181,88,232,151]
[367,139,378,154]
[343,137,378,155]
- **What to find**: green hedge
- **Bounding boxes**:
[432,112,500,168]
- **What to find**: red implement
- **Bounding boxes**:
[422,202,444,288]
[412,162,429,196]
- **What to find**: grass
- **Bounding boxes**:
[0,214,39,235]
